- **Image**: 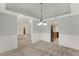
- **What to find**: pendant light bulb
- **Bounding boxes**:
[37,22,43,26]
[43,22,47,25]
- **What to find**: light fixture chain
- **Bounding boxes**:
[40,3,43,21]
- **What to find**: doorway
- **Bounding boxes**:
[17,20,31,48]
[23,26,26,35]
[51,21,59,44]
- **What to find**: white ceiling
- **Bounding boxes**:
[6,3,71,19]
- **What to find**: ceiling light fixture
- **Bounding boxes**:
[37,3,47,26]
[38,22,43,25]
[43,22,47,25]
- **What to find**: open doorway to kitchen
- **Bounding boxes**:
[17,19,32,48]
[51,21,59,44]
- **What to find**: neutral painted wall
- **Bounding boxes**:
[56,14,79,50]
[58,14,79,35]
[31,20,41,43]
[71,3,79,13]
[0,35,17,53]
[41,33,51,43]
[0,12,17,53]
[0,12,17,35]
[59,34,79,50]
[32,33,41,43]
[40,25,51,42]
[0,3,6,11]
[32,20,41,33]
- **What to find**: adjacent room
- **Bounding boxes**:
[0,3,79,56]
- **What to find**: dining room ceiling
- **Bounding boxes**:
[6,3,71,19]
